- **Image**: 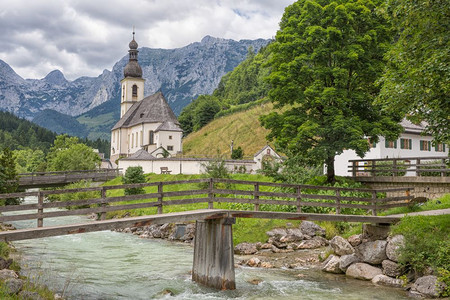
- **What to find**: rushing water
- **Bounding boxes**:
[9,196,410,299]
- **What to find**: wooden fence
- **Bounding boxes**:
[0,178,414,228]
[349,156,449,177]
[16,169,121,187]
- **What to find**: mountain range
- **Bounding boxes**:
[0,36,269,139]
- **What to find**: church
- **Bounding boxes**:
[110,34,183,163]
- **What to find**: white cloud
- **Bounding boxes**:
[0,0,295,80]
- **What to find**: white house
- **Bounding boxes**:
[334,119,448,176]
[110,33,183,164]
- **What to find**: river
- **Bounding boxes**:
[9,196,410,299]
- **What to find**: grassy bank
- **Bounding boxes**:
[0,242,55,299]
[380,193,450,216]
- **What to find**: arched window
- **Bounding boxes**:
[132,84,138,97]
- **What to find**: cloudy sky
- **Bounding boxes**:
[0,0,295,81]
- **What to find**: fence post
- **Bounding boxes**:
[372,161,376,177]
[392,159,397,177]
[336,190,341,214]
[37,191,44,227]
[441,158,446,177]
[296,186,302,213]
[100,187,107,220]
[371,190,377,216]
[352,161,357,177]
[254,183,260,211]
[157,182,163,214]
[208,178,214,209]
[416,158,421,176]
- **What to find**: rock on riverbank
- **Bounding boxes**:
[320,224,447,298]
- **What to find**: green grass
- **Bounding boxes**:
[391,214,450,296]
[380,193,450,216]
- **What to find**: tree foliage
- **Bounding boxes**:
[13,149,46,173]
[179,46,272,135]
[260,0,402,183]
[178,95,222,136]
[0,148,20,205]
[231,146,244,160]
[122,166,146,195]
[46,135,101,171]
[377,0,450,143]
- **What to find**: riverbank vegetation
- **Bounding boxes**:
[0,242,55,299]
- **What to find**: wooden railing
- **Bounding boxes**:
[349,156,449,177]
[16,169,121,187]
[0,179,414,228]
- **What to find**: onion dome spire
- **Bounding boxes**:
[123,29,142,78]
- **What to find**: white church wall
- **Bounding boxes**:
[157,131,183,155]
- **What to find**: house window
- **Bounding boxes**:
[385,139,397,149]
[167,146,174,151]
[368,138,377,148]
[149,131,155,145]
[169,135,172,140]
[420,140,431,151]
[400,138,412,150]
[132,84,138,97]
[435,143,446,152]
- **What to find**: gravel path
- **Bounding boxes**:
[388,208,450,217]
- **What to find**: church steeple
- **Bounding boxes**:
[119,30,145,118]
[123,30,142,78]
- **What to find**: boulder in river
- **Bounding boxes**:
[356,240,387,265]
[300,221,325,237]
[346,263,382,280]
[330,236,354,256]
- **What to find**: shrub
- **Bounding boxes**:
[122,166,146,195]
[231,146,243,159]
[53,180,100,210]
[391,215,449,276]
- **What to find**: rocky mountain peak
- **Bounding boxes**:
[44,70,68,85]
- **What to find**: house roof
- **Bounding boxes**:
[254,145,278,158]
[125,149,155,160]
[401,119,427,134]
[155,121,182,132]
[112,92,180,130]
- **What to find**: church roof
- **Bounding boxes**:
[155,121,182,132]
[112,92,180,130]
[125,149,155,160]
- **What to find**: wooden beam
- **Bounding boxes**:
[0,209,229,242]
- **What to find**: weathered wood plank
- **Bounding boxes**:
[225,210,400,224]
[0,210,229,241]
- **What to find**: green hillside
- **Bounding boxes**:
[182,101,276,158]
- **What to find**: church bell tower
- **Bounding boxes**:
[120,31,145,118]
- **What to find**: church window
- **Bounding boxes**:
[136,132,139,146]
[149,131,155,145]
[122,85,125,101]
[132,133,134,148]
[169,135,172,140]
[167,146,173,151]
[132,84,138,97]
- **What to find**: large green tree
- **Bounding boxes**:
[46,135,101,171]
[0,148,19,205]
[261,0,402,183]
[378,0,450,143]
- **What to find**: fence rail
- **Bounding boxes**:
[0,178,414,228]
[349,156,449,177]
[15,169,122,187]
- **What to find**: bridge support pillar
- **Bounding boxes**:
[192,218,236,290]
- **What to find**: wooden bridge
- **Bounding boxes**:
[0,178,413,290]
[16,169,121,188]
[348,156,450,198]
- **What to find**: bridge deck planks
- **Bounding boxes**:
[0,209,400,242]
